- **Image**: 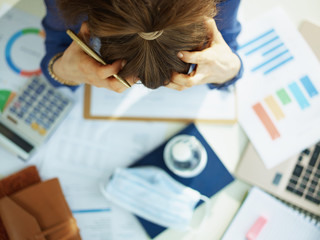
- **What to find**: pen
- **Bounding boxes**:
[66,29,131,88]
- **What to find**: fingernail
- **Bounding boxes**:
[177,52,183,58]
[121,60,126,69]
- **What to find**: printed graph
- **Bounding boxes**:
[239,29,294,75]
[0,90,16,112]
[0,9,45,112]
[237,8,320,168]
[252,75,319,140]
[5,28,44,77]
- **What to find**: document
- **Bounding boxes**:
[85,81,236,122]
[237,8,320,168]
[39,87,168,240]
[0,8,44,111]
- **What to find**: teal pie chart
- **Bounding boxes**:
[5,28,44,77]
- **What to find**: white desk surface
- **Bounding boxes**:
[0,0,319,239]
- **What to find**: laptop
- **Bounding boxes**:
[235,142,320,216]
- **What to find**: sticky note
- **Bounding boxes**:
[246,216,268,240]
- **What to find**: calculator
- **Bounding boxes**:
[0,75,73,160]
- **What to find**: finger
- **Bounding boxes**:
[165,81,188,91]
[93,76,129,93]
[125,75,139,86]
[78,22,91,43]
[177,50,205,64]
[205,18,224,44]
[96,60,123,79]
[96,69,136,91]
[170,72,195,88]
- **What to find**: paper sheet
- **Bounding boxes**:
[222,187,320,240]
[39,87,168,240]
[89,81,236,122]
[40,160,148,240]
[0,8,44,111]
[237,8,320,168]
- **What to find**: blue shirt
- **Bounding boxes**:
[41,0,243,91]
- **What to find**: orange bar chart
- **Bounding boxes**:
[252,103,280,140]
[264,95,285,120]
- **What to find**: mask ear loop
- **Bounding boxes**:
[188,194,211,233]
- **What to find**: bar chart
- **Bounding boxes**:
[237,8,320,168]
[252,75,319,140]
[238,28,294,75]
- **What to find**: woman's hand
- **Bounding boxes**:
[53,22,133,93]
[167,18,241,91]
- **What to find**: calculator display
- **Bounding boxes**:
[0,122,34,153]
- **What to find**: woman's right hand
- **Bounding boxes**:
[52,22,133,93]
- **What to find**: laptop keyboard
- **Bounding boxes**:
[286,143,320,205]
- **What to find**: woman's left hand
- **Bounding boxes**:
[167,18,241,91]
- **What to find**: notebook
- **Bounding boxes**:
[130,123,234,238]
[222,187,320,240]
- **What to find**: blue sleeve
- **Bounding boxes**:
[208,0,243,90]
[41,0,80,91]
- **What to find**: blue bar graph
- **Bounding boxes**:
[252,50,289,72]
[288,82,310,110]
[300,75,318,97]
[263,56,294,75]
[262,43,285,56]
[245,36,280,56]
[239,29,275,50]
[239,28,293,75]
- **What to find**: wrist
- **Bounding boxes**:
[48,53,79,86]
[208,52,243,89]
[225,53,241,82]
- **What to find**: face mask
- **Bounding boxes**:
[100,166,210,231]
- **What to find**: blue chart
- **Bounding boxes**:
[5,28,43,77]
[238,29,294,75]
[252,75,319,140]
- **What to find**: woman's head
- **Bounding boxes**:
[58,0,217,89]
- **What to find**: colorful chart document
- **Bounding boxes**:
[0,8,44,112]
[237,8,320,169]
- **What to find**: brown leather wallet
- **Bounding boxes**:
[0,178,81,240]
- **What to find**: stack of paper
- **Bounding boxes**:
[237,8,320,168]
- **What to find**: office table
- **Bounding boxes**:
[0,0,319,239]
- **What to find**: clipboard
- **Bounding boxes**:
[83,84,238,123]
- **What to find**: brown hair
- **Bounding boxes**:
[58,0,217,89]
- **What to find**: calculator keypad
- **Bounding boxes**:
[8,77,70,136]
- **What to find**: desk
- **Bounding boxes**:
[0,0,319,239]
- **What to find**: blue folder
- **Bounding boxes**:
[130,123,234,238]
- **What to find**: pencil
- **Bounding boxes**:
[66,30,131,88]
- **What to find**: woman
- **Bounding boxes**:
[41,0,242,92]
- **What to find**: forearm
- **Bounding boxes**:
[209,0,243,90]
[41,0,80,90]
